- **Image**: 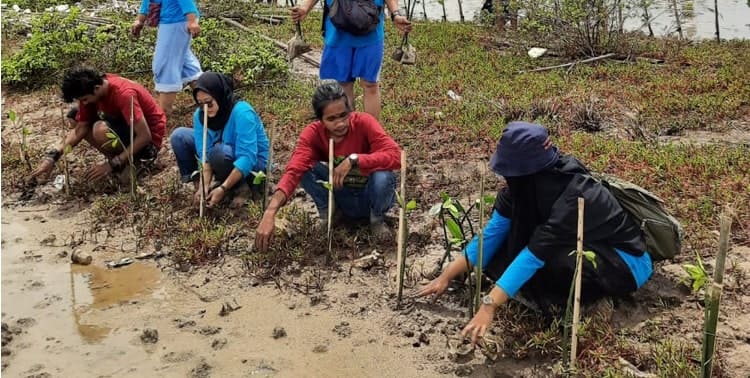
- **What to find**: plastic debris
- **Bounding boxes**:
[527,47,548,59]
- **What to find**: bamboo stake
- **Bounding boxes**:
[570,197,585,371]
[200,104,209,218]
[59,109,71,195]
[473,165,486,312]
[327,138,334,255]
[396,150,407,303]
[701,211,732,377]
[129,96,136,199]
[263,122,275,212]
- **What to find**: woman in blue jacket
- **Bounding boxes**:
[171,72,269,208]
[131,0,203,115]
[416,122,653,345]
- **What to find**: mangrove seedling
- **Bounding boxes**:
[395,150,416,304]
[683,252,708,293]
[9,110,32,171]
[199,103,209,217]
[102,128,136,198]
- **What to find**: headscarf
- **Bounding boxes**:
[192,72,238,131]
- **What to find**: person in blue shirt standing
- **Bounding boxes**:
[290,0,412,120]
[416,122,653,345]
[131,0,203,115]
[170,72,269,208]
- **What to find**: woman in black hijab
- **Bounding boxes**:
[170,72,270,208]
[416,122,653,345]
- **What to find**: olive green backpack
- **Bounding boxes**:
[594,174,684,261]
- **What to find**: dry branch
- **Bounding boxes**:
[518,53,615,74]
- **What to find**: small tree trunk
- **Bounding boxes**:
[421,0,427,20]
[456,0,465,22]
[671,0,683,39]
[642,1,654,37]
[714,0,720,42]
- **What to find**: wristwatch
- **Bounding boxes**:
[482,294,499,308]
[348,153,359,167]
[390,10,401,22]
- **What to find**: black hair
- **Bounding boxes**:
[311,81,350,120]
[61,67,105,103]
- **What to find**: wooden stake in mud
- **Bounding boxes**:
[570,197,585,371]
[396,150,407,303]
[199,104,209,218]
[473,165,486,312]
[128,96,136,199]
[701,210,732,378]
[263,122,275,212]
[58,109,71,195]
[327,138,334,255]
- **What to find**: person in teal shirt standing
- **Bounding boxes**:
[170,72,269,208]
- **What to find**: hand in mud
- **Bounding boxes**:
[84,162,112,182]
[413,277,449,303]
[255,212,276,252]
[393,15,412,34]
[187,19,200,37]
[332,158,352,189]
[290,6,308,22]
[30,159,55,181]
[461,304,496,346]
[130,20,144,39]
[206,186,226,208]
[193,187,204,204]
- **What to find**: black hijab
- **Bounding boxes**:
[192,72,238,131]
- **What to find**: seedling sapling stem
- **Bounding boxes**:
[570,197,585,371]
[396,150,407,303]
[200,103,209,218]
[58,109,71,195]
[263,121,275,212]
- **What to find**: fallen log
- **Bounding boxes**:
[220,16,320,68]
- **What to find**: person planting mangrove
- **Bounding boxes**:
[415,122,654,345]
[170,72,270,208]
[29,67,166,184]
[131,0,203,115]
[255,81,401,252]
[290,0,412,120]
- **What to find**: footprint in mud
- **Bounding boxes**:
[140,328,159,344]
[332,321,351,338]
[211,338,227,350]
[33,295,62,309]
[190,358,212,378]
[198,326,221,336]
[25,280,44,290]
[161,351,194,363]
[312,344,328,353]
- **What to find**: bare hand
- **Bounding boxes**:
[332,159,352,189]
[413,277,449,303]
[290,6,308,23]
[206,186,226,208]
[461,305,496,346]
[30,159,55,181]
[130,20,144,39]
[84,162,112,182]
[394,15,412,33]
[187,19,200,37]
[255,212,276,252]
[193,187,204,204]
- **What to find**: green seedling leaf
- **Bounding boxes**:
[483,195,496,205]
[105,132,117,139]
[445,218,463,243]
[316,179,332,191]
[63,145,72,154]
[406,199,417,211]
[22,127,31,136]
[395,190,405,207]
[440,192,450,202]
[8,110,17,123]
[583,250,597,269]
[453,199,466,214]
[682,263,708,292]
[428,203,442,217]
[251,171,266,185]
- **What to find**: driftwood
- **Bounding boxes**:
[517,53,615,74]
[250,14,286,25]
[220,16,320,68]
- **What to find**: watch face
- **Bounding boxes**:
[482,295,493,305]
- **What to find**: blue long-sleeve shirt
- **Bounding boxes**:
[193,101,269,178]
[464,210,652,298]
[139,0,199,24]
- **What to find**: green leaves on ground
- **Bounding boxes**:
[682,252,708,293]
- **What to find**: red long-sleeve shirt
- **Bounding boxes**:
[276,112,401,198]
